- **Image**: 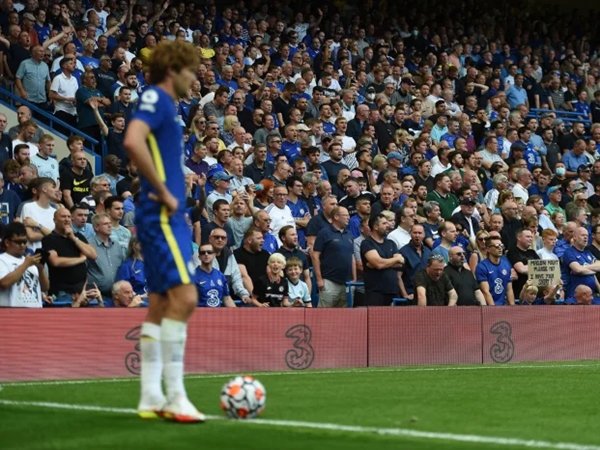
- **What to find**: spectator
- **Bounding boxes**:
[49,56,79,132]
[75,70,111,140]
[12,120,39,156]
[81,175,112,212]
[506,228,540,298]
[87,212,126,298]
[360,214,404,306]
[8,106,43,143]
[425,173,459,220]
[115,236,146,296]
[476,235,515,305]
[0,171,21,225]
[202,199,234,245]
[20,177,57,250]
[432,221,458,263]
[399,223,432,301]
[243,143,273,183]
[265,185,295,245]
[562,227,600,298]
[60,151,93,208]
[252,209,279,254]
[388,205,415,250]
[451,198,480,240]
[444,246,486,306]
[253,252,290,307]
[70,203,94,241]
[205,171,233,221]
[312,206,355,307]
[285,257,312,307]
[30,134,58,182]
[537,229,559,261]
[207,228,252,304]
[414,254,458,306]
[42,207,97,303]
[0,222,48,307]
[111,280,145,308]
[105,196,131,252]
[15,45,50,112]
[194,244,235,308]
[276,225,312,291]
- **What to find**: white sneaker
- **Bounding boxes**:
[137,394,167,419]
[161,395,206,423]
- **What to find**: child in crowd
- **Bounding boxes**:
[285,257,312,307]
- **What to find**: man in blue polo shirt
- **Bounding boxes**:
[312,206,355,307]
[562,227,600,298]
[506,74,528,109]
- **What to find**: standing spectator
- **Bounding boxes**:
[444,246,486,306]
[0,222,48,307]
[360,214,405,306]
[203,86,229,127]
[265,185,295,245]
[399,224,432,301]
[252,209,279,253]
[60,151,93,208]
[75,70,111,140]
[537,229,559,261]
[201,199,234,245]
[105,195,131,252]
[30,134,59,182]
[20,177,57,250]
[70,203,94,242]
[476,235,515,305]
[42,208,97,303]
[312,206,355,307]
[15,45,50,112]
[12,120,39,156]
[507,228,540,298]
[205,172,233,221]
[194,244,235,308]
[0,113,12,167]
[276,225,312,292]
[425,173,459,220]
[49,56,79,132]
[432,221,459,263]
[414,254,458,306]
[388,205,415,250]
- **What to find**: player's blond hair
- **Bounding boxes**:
[148,40,199,85]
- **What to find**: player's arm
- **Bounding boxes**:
[124,119,177,212]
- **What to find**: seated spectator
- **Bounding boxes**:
[253,252,291,307]
[537,229,559,260]
[0,222,48,307]
[205,171,233,221]
[414,254,458,306]
[562,227,600,299]
[194,243,235,308]
[115,236,147,296]
[81,175,112,212]
[285,257,312,307]
[70,282,105,308]
[42,207,97,303]
[111,280,145,308]
[87,212,126,298]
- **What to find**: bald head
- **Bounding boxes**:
[574,285,593,305]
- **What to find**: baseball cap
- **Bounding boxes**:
[553,118,564,127]
[211,171,233,182]
[547,185,561,195]
[387,151,403,161]
[401,77,415,85]
[23,12,35,21]
[573,181,586,192]
[577,163,592,173]
[296,123,310,132]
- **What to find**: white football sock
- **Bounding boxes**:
[140,322,164,401]
[161,318,188,401]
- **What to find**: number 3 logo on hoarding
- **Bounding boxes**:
[285,324,315,370]
[489,321,515,363]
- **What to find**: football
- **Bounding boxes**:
[220,375,266,419]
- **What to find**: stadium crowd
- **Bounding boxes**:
[2,0,600,308]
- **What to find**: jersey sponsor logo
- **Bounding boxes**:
[493,278,504,295]
[139,89,158,112]
[206,288,221,307]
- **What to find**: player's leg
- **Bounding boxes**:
[138,293,168,418]
[160,283,205,422]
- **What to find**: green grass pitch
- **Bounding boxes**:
[1,361,600,450]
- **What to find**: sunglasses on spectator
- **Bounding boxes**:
[199,250,215,255]
[211,235,227,240]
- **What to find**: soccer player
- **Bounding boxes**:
[123,40,204,423]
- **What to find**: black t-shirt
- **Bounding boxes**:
[360,237,400,295]
[116,175,133,196]
[444,264,480,306]
[253,274,288,307]
[60,169,93,204]
[234,247,270,283]
[507,246,539,298]
[414,269,454,306]
[42,232,88,295]
[275,247,309,271]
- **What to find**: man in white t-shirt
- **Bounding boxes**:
[265,185,295,246]
[21,177,58,251]
[49,56,79,129]
[0,222,48,307]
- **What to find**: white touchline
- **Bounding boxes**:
[2,362,600,388]
[0,399,598,450]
